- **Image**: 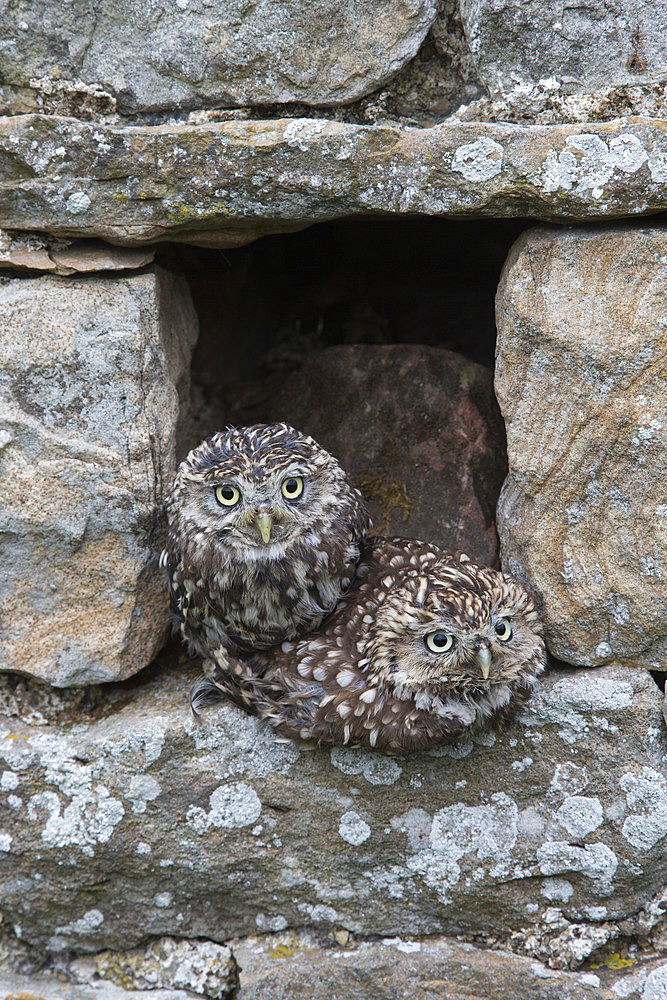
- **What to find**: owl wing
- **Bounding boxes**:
[160,530,207,638]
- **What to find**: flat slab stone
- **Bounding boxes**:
[0,0,437,115]
[234,932,658,999]
[0,229,155,274]
[1,116,667,247]
[0,657,665,960]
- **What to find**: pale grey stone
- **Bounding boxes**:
[7,932,660,999]
[70,936,238,998]
[0,0,437,115]
[459,0,667,102]
[495,225,667,669]
[0,660,664,958]
[0,967,196,999]
[0,268,198,685]
[233,930,640,998]
[2,117,667,249]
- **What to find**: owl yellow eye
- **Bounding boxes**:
[425,631,454,653]
[281,476,304,500]
[495,619,512,642]
[215,484,240,507]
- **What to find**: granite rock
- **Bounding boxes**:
[0,267,198,685]
[0,0,437,116]
[2,116,667,248]
[0,656,665,961]
[495,225,667,670]
[268,343,506,564]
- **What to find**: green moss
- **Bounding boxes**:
[166,198,228,224]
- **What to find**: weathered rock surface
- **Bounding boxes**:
[0,267,198,686]
[234,932,656,999]
[459,0,667,103]
[495,225,667,670]
[1,656,665,960]
[71,936,238,998]
[1,116,667,248]
[0,969,197,1000]
[268,344,506,564]
[0,0,437,116]
[0,230,155,275]
[5,934,665,1000]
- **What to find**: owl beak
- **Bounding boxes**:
[255,512,274,544]
[475,646,492,680]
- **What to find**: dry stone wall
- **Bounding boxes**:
[0,2,666,997]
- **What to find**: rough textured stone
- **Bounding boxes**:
[71,937,238,998]
[1,656,665,961]
[0,268,198,686]
[267,344,506,564]
[454,80,667,127]
[234,932,656,999]
[0,230,155,275]
[459,0,667,103]
[495,225,667,670]
[1,116,667,248]
[0,0,437,116]
[0,968,194,999]
[5,936,664,1000]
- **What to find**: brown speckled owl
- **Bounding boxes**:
[192,537,546,754]
[161,423,370,667]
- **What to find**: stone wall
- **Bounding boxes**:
[0,2,666,997]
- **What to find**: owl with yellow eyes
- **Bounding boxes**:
[192,536,546,754]
[161,423,370,670]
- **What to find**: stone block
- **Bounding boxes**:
[459,0,667,101]
[0,267,198,685]
[495,225,667,669]
[0,658,664,959]
[2,117,667,249]
[0,0,437,115]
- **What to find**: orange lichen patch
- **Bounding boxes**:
[604,953,638,970]
[268,944,294,960]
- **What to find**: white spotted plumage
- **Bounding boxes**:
[162,423,370,686]
[196,536,546,754]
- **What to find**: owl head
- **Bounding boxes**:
[168,423,368,564]
[365,556,545,699]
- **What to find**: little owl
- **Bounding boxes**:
[191,536,546,754]
[161,423,370,668]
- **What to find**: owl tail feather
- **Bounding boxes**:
[190,649,270,718]
[190,676,227,718]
